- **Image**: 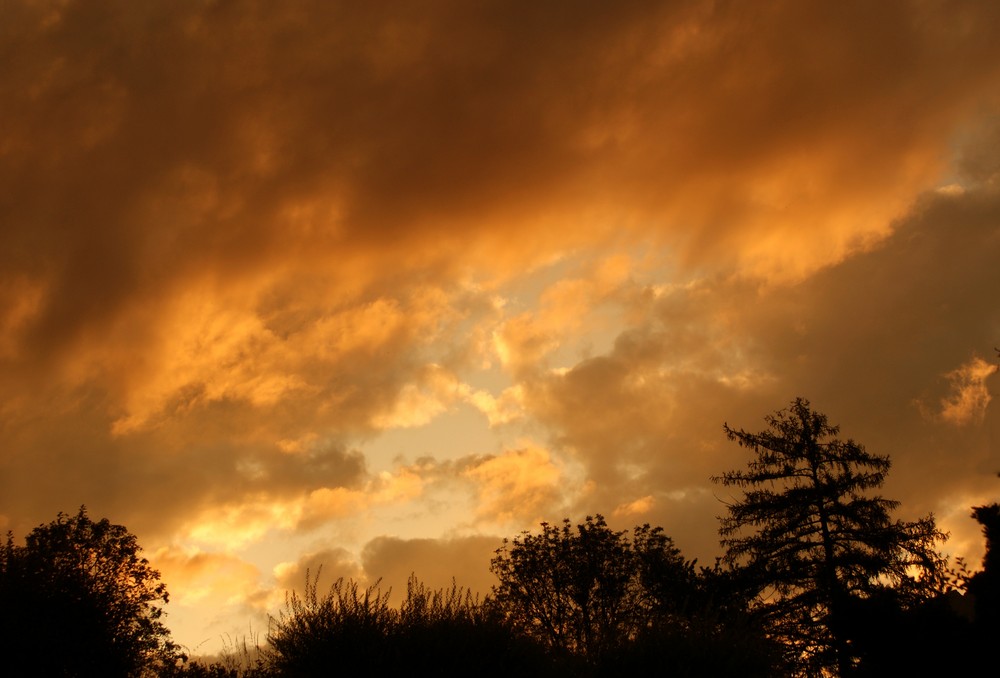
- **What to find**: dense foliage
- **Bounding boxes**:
[490,515,782,676]
[0,506,179,676]
[490,516,682,659]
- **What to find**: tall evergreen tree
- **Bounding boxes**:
[712,398,946,676]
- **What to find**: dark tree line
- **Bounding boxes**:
[2,398,997,677]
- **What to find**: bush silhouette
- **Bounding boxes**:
[263,572,554,676]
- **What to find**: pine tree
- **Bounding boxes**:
[712,398,946,676]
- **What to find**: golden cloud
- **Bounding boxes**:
[613,495,656,518]
[180,464,425,549]
[3,0,1000,655]
[462,444,565,525]
[152,546,263,607]
[360,535,501,606]
[940,356,998,426]
[272,547,365,602]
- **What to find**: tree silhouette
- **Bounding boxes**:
[490,515,782,675]
[0,507,178,676]
[712,398,946,676]
[490,516,694,662]
[968,503,1000,634]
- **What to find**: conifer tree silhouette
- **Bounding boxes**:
[713,398,946,675]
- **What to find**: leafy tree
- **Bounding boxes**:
[490,515,783,675]
[712,398,946,676]
[489,515,695,663]
[0,506,179,676]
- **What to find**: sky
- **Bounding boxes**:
[1,0,999,656]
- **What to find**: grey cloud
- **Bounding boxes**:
[361,535,501,604]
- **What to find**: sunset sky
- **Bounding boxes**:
[2,0,999,655]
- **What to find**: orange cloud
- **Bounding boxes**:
[153,547,263,607]
[613,495,656,518]
[180,463,425,549]
[272,547,365,602]
[463,444,565,525]
[940,357,998,426]
[360,535,501,605]
[3,0,1000,657]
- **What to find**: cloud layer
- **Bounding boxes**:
[2,0,999,652]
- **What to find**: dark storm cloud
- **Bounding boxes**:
[4,0,1000,367]
[3,0,1000,646]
